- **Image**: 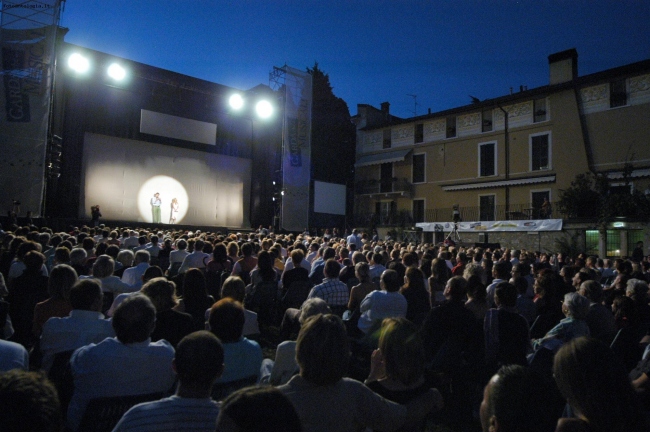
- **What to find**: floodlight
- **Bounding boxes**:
[281,190,285,196]
[68,53,90,73]
[255,100,273,118]
[107,63,126,81]
[229,94,244,110]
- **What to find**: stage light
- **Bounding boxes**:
[229,94,244,110]
[68,53,90,73]
[107,63,126,81]
[255,100,273,119]
[281,190,285,196]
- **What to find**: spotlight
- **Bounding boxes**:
[255,100,273,119]
[280,190,285,196]
[229,94,244,110]
[107,63,126,81]
[68,53,90,73]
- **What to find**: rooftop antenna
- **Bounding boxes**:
[407,94,418,116]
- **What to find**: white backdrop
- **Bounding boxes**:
[81,133,251,227]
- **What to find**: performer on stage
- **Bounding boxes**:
[169,198,179,224]
[91,205,102,227]
[151,192,162,223]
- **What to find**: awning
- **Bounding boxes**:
[355,149,411,168]
[441,175,555,191]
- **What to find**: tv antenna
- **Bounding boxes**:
[407,94,418,116]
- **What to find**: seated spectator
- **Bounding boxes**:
[278,313,436,432]
[532,292,590,353]
[230,242,257,284]
[626,278,650,324]
[554,337,647,432]
[86,254,139,294]
[141,277,194,348]
[32,264,77,337]
[8,250,49,347]
[40,279,114,373]
[347,262,375,318]
[175,268,215,331]
[531,272,564,339]
[208,298,263,385]
[307,258,349,313]
[114,249,134,278]
[113,331,224,431]
[0,338,29,372]
[308,247,336,285]
[282,249,309,291]
[479,365,560,432]
[512,275,536,325]
[400,267,431,325]
[66,294,176,431]
[358,269,407,335]
[121,250,150,289]
[579,280,617,345]
[0,370,62,432]
[215,386,301,432]
[484,282,530,374]
[365,318,443,424]
[218,276,259,338]
[263,298,331,385]
[465,274,489,322]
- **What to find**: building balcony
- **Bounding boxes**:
[354,178,414,198]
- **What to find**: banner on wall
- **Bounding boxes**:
[0,0,61,216]
[280,66,312,232]
[417,219,563,233]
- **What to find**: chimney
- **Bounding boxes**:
[548,48,578,85]
[380,101,390,117]
[427,108,431,115]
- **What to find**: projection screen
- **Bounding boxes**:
[81,133,251,227]
[313,181,346,215]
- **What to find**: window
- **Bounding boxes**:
[414,123,423,143]
[531,190,551,219]
[534,98,547,122]
[413,199,425,223]
[482,109,493,132]
[478,142,496,177]
[479,195,496,221]
[530,133,550,171]
[376,201,396,225]
[610,182,633,195]
[446,116,456,138]
[610,79,627,108]
[380,163,392,193]
[383,129,391,149]
[412,154,425,183]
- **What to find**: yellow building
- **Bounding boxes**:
[353,49,650,256]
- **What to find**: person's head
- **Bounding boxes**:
[47,264,78,300]
[69,247,87,265]
[174,331,224,389]
[215,386,301,432]
[534,271,562,299]
[578,280,603,303]
[378,318,424,386]
[380,269,401,292]
[511,276,528,297]
[444,276,468,301]
[626,278,649,300]
[208,298,245,343]
[141,277,178,312]
[182,267,207,297]
[0,370,62,432]
[241,242,253,257]
[290,248,304,266]
[23,250,45,272]
[116,249,134,268]
[221,276,246,303]
[494,282,517,308]
[177,239,188,251]
[53,246,70,265]
[296,314,349,386]
[466,274,487,301]
[493,261,510,280]
[69,279,103,311]
[480,365,558,432]
[323,258,341,279]
[91,254,115,278]
[354,262,370,283]
[403,267,425,291]
[134,249,150,265]
[112,294,157,344]
[554,337,645,432]
[299,298,331,325]
[142,265,164,283]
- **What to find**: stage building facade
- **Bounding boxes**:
[353,49,650,257]
[46,38,283,230]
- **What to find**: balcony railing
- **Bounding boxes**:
[355,178,413,197]
[354,202,565,227]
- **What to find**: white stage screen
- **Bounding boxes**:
[313,181,346,215]
[81,133,251,227]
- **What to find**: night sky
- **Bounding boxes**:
[59,0,650,118]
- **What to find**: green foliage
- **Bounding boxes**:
[558,166,650,227]
[555,231,582,260]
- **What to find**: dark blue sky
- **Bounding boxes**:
[60,0,650,118]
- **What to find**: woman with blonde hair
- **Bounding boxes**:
[169,198,179,224]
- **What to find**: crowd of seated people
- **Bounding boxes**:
[0,221,649,431]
